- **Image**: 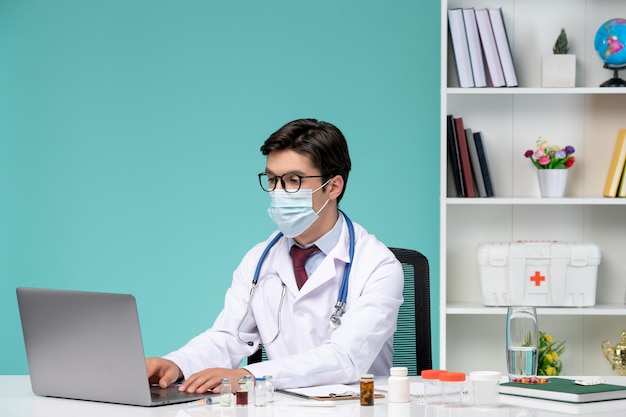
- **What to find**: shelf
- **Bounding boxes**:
[447,87,626,95]
[446,198,626,206]
[441,0,626,376]
[447,303,626,316]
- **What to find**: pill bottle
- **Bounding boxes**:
[360,374,375,406]
[388,366,410,403]
[421,369,445,405]
[255,377,267,406]
[439,371,466,407]
[236,377,248,406]
[470,371,501,407]
[220,377,232,407]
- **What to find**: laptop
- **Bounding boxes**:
[16,287,217,406]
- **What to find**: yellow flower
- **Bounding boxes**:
[552,352,559,361]
[545,334,553,343]
[546,367,556,376]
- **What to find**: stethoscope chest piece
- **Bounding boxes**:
[329,302,345,329]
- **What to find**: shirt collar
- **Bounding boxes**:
[288,214,343,255]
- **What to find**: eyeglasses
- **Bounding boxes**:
[258,172,326,193]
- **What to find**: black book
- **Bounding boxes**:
[473,131,494,197]
[446,114,465,197]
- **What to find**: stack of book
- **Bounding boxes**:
[603,129,626,197]
[448,7,518,88]
[447,114,494,198]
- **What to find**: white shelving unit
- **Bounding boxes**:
[440,0,626,376]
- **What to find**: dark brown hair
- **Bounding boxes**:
[260,118,351,203]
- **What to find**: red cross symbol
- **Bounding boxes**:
[530,271,546,286]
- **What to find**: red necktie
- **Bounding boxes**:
[290,245,320,289]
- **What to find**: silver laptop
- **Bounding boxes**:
[16,287,216,406]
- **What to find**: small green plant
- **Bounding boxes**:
[538,331,566,376]
[553,28,569,54]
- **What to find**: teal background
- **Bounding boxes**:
[0,0,440,374]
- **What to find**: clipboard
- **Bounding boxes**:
[279,384,385,401]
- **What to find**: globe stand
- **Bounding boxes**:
[600,63,626,87]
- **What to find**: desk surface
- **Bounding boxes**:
[3,375,626,416]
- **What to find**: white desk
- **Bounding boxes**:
[3,375,626,416]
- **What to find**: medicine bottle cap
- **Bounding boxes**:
[421,369,445,380]
[390,367,408,377]
[469,371,501,381]
[256,377,266,382]
[439,371,465,382]
[361,374,374,380]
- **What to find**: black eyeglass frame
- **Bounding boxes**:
[258,172,327,193]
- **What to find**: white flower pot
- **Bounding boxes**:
[537,169,568,198]
[542,55,576,88]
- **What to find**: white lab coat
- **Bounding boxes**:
[164,219,403,389]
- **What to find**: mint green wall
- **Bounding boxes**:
[0,0,440,374]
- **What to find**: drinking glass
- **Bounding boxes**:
[506,306,538,380]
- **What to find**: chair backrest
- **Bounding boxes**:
[389,247,432,375]
[248,247,432,374]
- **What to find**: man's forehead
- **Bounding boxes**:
[265,149,317,173]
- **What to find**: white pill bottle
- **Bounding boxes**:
[387,366,410,403]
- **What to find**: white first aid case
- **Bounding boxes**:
[477,241,601,307]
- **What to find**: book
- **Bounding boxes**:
[488,7,518,87]
[618,163,626,197]
[475,8,505,87]
[500,377,626,403]
[473,131,495,197]
[466,127,486,197]
[448,8,474,88]
[462,8,487,88]
[453,117,476,197]
[603,129,626,197]
[447,114,465,197]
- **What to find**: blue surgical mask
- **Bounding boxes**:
[267,181,330,238]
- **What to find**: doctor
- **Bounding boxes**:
[146,118,403,392]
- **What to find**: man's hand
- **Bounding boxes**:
[145,357,183,388]
[179,368,253,394]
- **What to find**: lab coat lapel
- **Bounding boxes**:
[299,222,352,296]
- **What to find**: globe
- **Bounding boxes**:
[594,18,626,86]
[595,18,626,66]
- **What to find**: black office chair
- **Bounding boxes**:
[248,247,432,373]
[389,247,432,375]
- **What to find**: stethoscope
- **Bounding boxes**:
[236,210,355,348]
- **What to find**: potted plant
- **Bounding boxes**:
[524,137,576,197]
[542,28,577,87]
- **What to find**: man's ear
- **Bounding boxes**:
[327,175,344,200]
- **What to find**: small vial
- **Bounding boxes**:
[439,371,466,407]
[255,377,267,406]
[421,369,445,405]
[220,377,232,407]
[263,375,275,403]
[360,374,375,406]
[388,366,410,403]
[236,377,248,406]
[244,374,255,405]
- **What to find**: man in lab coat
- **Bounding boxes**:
[146,118,404,392]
